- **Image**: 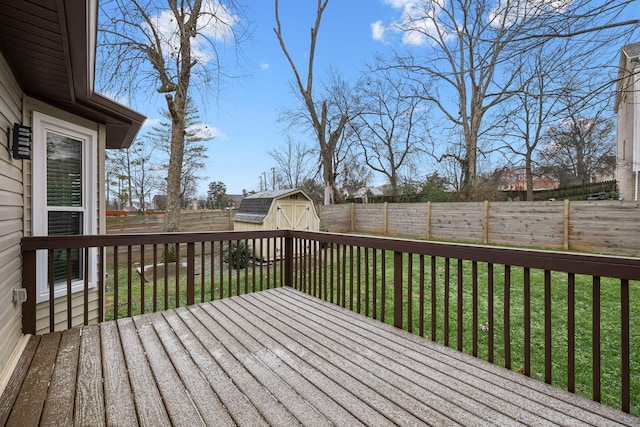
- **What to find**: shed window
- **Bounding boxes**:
[32,112,97,303]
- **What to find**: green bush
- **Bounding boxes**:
[224,240,252,269]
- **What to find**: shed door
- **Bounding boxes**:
[276,201,310,230]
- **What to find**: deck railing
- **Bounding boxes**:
[21,229,640,415]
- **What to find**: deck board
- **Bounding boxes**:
[100,321,138,427]
[6,332,60,427]
[75,325,105,426]
[41,328,80,426]
[0,336,40,426]
[1,287,639,426]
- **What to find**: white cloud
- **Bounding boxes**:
[148,0,238,65]
[371,20,387,42]
[261,63,270,70]
[374,0,443,47]
[187,123,227,140]
[142,118,163,128]
[490,0,573,27]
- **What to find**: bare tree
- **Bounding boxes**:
[274,0,358,205]
[380,0,639,199]
[352,70,428,195]
[150,104,212,208]
[98,0,245,231]
[268,136,314,189]
[538,106,616,186]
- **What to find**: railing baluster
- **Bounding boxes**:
[66,248,72,330]
[201,241,206,302]
[524,267,531,376]
[407,254,413,333]
[365,247,370,318]
[488,262,494,363]
[372,249,377,319]
[84,247,89,326]
[218,241,224,300]
[113,246,119,320]
[444,258,450,347]
[544,269,551,383]
[163,243,169,310]
[210,241,215,301]
[341,245,347,308]
[567,272,575,392]
[419,254,425,338]
[593,275,601,402]
[457,259,463,351]
[175,243,181,308]
[187,242,195,306]
[127,245,132,317]
[265,238,270,291]
[381,250,386,323]
[98,246,104,323]
[357,246,362,314]
[472,261,478,357]
[153,244,158,311]
[251,239,256,293]
[621,278,630,413]
[393,251,403,329]
[349,246,354,311]
[431,256,437,341]
[504,265,511,370]
[140,244,145,314]
[49,249,55,332]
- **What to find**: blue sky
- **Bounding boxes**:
[104,1,401,196]
[99,0,640,196]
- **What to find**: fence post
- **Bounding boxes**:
[350,203,355,232]
[384,202,389,235]
[563,199,570,250]
[483,201,489,244]
[393,251,403,329]
[426,202,432,240]
[22,245,36,335]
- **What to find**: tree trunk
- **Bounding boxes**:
[165,100,186,232]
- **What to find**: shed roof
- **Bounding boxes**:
[622,42,640,59]
[234,188,311,224]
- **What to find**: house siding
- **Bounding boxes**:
[0,51,25,376]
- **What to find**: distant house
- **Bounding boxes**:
[615,42,640,201]
[221,194,243,209]
[496,167,559,192]
[152,194,168,210]
[0,1,144,378]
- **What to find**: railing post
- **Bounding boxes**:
[186,242,195,305]
[284,235,293,287]
[22,246,36,335]
[393,251,403,329]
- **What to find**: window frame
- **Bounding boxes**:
[32,112,98,303]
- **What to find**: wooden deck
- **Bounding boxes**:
[1,287,638,426]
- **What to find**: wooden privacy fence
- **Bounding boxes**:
[105,210,236,266]
[318,200,640,257]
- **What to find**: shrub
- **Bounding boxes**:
[224,240,252,269]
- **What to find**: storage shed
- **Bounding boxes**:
[233,188,321,259]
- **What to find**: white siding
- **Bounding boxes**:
[0,51,25,376]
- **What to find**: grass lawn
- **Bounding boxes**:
[104,247,640,416]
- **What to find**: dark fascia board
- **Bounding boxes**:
[67,0,145,149]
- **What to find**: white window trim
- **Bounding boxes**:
[32,111,98,303]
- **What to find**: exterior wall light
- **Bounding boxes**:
[11,123,32,160]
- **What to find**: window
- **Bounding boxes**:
[32,112,97,303]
